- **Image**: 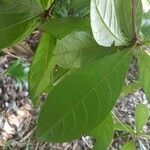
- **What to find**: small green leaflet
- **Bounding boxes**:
[121,140,136,150]
[119,82,141,99]
[37,50,131,142]
[89,114,114,150]
[53,31,115,69]
[114,122,134,134]
[0,0,42,49]
[90,0,142,47]
[135,104,149,134]
[29,33,56,105]
[138,50,150,100]
[41,17,90,39]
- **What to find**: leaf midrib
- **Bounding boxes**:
[39,51,130,140]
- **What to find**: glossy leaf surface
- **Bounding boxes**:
[37,50,131,142]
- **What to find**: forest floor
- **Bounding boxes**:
[0,34,150,150]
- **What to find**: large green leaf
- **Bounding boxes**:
[138,50,150,100]
[0,0,42,49]
[37,50,131,142]
[41,17,90,39]
[89,114,114,150]
[90,0,142,47]
[135,104,149,134]
[29,33,56,105]
[54,31,115,69]
[141,11,150,43]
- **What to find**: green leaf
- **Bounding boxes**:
[54,31,115,69]
[37,0,54,9]
[6,59,27,80]
[119,82,141,99]
[121,140,136,150]
[29,33,56,105]
[41,17,90,39]
[138,50,150,100]
[135,104,149,134]
[90,0,142,47]
[113,112,135,135]
[0,0,42,49]
[114,123,134,134]
[141,11,150,43]
[6,59,29,91]
[37,50,131,142]
[89,114,114,150]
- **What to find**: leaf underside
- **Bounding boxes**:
[53,31,115,69]
[90,0,142,47]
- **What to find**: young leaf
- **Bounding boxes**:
[54,31,115,69]
[89,114,114,150]
[121,140,136,150]
[90,0,142,47]
[138,50,150,100]
[41,17,90,39]
[37,50,131,142]
[29,33,56,105]
[135,104,149,134]
[141,11,150,43]
[0,0,42,49]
